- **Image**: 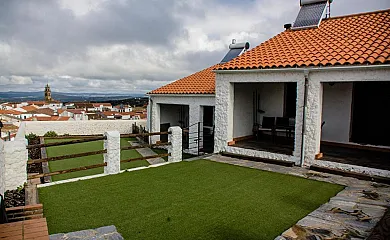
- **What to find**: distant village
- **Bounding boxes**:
[0,84,147,139]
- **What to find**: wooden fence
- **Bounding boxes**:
[26,132,171,180]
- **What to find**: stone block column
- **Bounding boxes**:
[104,131,120,175]
[4,139,28,191]
[303,79,323,167]
[214,75,234,153]
[168,127,182,163]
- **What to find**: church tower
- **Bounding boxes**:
[44,83,53,102]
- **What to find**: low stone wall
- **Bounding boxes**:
[313,160,390,178]
[25,120,147,136]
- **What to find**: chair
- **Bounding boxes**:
[276,117,295,138]
[255,117,276,140]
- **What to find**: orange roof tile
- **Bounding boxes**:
[218,9,390,70]
[149,10,390,95]
[25,116,71,121]
[22,106,39,112]
[148,65,217,95]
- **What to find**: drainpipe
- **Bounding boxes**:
[300,70,309,167]
[148,97,153,132]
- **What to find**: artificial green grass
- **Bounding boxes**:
[45,138,149,181]
[39,160,344,239]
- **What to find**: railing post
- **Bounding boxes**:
[104,131,120,175]
[168,127,182,163]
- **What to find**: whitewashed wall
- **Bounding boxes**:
[25,120,147,136]
[149,95,215,144]
[321,83,353,143]
[160,104,186,126]
[3,139,28,191]
[233,83,285,138]
[233,84,255,138]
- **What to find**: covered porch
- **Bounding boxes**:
[316,81,390,172]
[229,82,299,159]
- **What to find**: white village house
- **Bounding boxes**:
[147,41,250,153]
[148,4,390,177]
[213,8,390,177]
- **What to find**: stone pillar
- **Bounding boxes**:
[4,139,28,191]
[168,126,182,163]
[293,79,306,165]
[303,79,323,167]
[0,139,5,196]
[104,131,120,175]
[214,75,234,153]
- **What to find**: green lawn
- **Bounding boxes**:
[39,160,344,239]
[45,138,149,181]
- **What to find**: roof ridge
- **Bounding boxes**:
[323,8,390,21]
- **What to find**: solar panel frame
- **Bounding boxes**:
[220,48,244,63]
[292,2,327,30]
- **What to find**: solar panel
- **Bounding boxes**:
[292,1,327,29]
[220,48,244,63]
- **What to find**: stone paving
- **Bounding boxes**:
[49,225,124,240]
[205,155,390,239]
[129,140,166,165]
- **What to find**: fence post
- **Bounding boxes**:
[104,131,120,175]
[168,126,182,162]
[3,139,28,191]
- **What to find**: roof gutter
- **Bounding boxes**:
[213,64,390,74]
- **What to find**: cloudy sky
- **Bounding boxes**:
[0,0,389,94]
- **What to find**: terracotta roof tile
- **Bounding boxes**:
[149,65,217,95]
[150,10,389,95]
[218,9,390,70]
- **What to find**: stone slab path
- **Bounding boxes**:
[50,225,124,240]
[205,155,390,239]
[129,140,166,165]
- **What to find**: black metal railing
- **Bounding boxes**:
[182,122,214,156]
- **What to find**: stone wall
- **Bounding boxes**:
[25,120,147,136]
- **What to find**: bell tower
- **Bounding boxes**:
[44,83,52,102]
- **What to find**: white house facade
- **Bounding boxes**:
[213,9,390,177]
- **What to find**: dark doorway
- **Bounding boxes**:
[160,123,170,143]
[202,106,215,153]
[351,82,390,146]
[284,83,297,118]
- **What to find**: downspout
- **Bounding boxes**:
[148,97,153,132]
[300,70,309,167]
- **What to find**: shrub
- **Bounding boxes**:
[44,131,58,137]
[25,133,38,142]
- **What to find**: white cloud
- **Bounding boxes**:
[0,76,33,85]
[0,0,389,93]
